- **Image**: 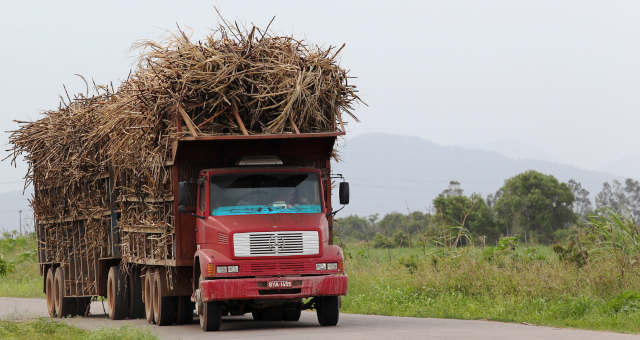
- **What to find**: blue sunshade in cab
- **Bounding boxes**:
[211,204,321,216]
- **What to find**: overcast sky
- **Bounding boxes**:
[1,0,639,193]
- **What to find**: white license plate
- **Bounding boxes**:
[267,280,292,288]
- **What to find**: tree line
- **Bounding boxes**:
[335,170,640,246]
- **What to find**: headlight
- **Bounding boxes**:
[327,262,338,270]
[216,265,239,274]
[316,263,327,271]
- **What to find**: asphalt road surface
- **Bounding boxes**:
[0,297,638,340]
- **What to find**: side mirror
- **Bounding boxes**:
[178,181,196,213]
[339,182,350,205]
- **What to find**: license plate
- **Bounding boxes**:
[267,280,292,288]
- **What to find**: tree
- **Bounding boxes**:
[567,179,592,219]
[494,170,575,243]
[433,184,498,243]
[334,215,376,241]
[596,178,640,223]
[376,213,407,236]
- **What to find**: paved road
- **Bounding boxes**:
[0,297,638,340]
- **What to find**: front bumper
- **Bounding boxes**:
[199,274,348,302]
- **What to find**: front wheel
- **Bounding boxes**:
[200,301,222,331]
[316,296,339,326]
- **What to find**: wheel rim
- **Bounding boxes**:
[153,273,161,324]
[53,272,62,316]
[144,274,153,323]
[107,275,114,316]
[46,270,55,316]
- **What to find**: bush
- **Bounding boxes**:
[372,233,393,248]
[607,291,640,314]
[392,231,409,247]
[0,255,8,277]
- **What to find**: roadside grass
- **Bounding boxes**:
[341,244,640,333]
[0,232,42,298]
[4,227,640,333]
[0,318,156,340]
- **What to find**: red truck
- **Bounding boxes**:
[38,131,350,332]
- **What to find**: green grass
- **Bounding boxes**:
[0,318,156,340]
[3,232,640,333]
[0,233,42,298]
[341,244,640,333]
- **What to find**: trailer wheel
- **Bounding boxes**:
[316,296,339,326]
[176,296,194,324]
[107,266,128,320]
[53,268,74,317]
[45,267,56,317]
[199,301,221,331]
[144,272,154,324]
[152,270,177,326]
[128,268,145,318]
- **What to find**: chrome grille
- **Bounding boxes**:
[233,231,319,257]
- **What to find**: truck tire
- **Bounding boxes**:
[316,296,339,326]
[176,296,194,324]
[107,265,128,320]
[45,267,56,317]
[128,268,145,318]
[200,301,221,331]
[152,270,177,326]
[283,308,301,321]
[53,268,75,317]
[144,272,154,324]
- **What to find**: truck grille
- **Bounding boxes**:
[233,231,319,257]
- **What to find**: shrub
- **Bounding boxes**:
[392,231,409,247]
[372,233,393,248]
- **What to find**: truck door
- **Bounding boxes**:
[195,176,207,244]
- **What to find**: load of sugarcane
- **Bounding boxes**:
[8,19,361,264]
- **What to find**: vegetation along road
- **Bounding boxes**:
[0,297,636,340]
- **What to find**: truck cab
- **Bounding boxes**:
[179,143,349,331]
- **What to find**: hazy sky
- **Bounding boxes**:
[1,0,639,193]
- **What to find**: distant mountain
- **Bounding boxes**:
[332,133,621,216]
[0,134,623,230]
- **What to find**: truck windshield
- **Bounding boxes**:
[210,172,322,216]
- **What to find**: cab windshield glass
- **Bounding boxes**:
[210,172,321,216]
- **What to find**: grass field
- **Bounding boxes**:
[0,232,42,298]
[3,232,640,333]
[340,243,640,333]
[0,318,156,340]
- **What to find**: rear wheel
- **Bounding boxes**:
[53,268,74,317]
[107,266,128,320]
[144,272,154,324]
[316,296,339,326]
[45,267,56,317]
[199,301,221,331]
[152,270,177,326]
